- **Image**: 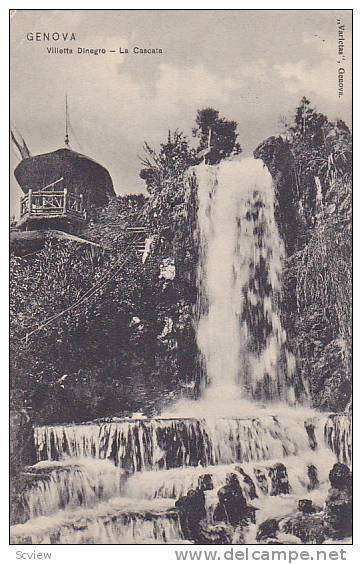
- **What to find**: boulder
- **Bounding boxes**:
[256,518,303,544]
[256,519,279,543]
[175,476,213,542]
[198,473,214,492]
[324,488,352,539]
[323,463,352,540]
[328,463,352,491]
[254,468,269,495]
[197,522,233,545]
[235,466,258,499]
[269,463,290,496]
[304,420,318,450]
[254,463,290,496]
[280,513,326,544]
[298,499,322,514]
[213,473,257,527]
[307,464,319,491]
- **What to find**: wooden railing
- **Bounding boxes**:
[20,189,84,220]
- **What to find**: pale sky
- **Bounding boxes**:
[10,9,352,216]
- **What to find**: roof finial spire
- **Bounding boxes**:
[65,94,70,148]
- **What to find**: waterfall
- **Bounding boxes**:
[11,158,351,545]
[195,159,299,403]
[324,413,352,465]
[19,459,123,521]
[33,416,321,472]
[32,414,349,473]
[123,451,336,501]
[10,499,183,544]
[11,414,345,545]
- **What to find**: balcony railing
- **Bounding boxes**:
[20,189,85,221]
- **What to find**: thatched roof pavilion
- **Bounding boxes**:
[15,147,115,207]
[15,147,115,233]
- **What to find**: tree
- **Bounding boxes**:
[139,130,194,195]
[193,108,242,165]
[290,97,328,141]
[286,98,352,230]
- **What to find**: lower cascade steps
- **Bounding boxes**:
[10,413,351,544]
[11,499,183,545]
[33,413,351,473]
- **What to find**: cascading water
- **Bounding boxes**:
[11,158,351,545]
[18,458,123,521]
[32,415,327,474]
[195,158,299,404]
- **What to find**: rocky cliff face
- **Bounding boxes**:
[254,118,351,412]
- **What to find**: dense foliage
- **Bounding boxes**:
[255,98,352,411]
[10,191,189,424]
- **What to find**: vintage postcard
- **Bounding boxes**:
[9,8,352,552]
